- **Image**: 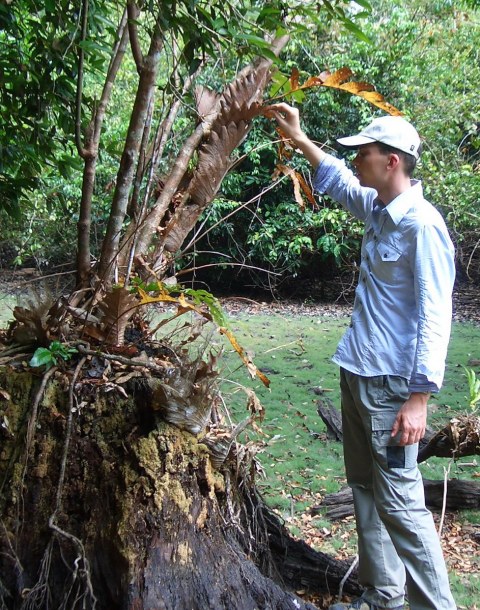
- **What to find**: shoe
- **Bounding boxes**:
[328,597,404,610]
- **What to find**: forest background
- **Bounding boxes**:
[1,0,479,296]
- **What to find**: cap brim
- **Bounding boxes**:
[336,135,376,148]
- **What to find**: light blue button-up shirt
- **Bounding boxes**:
[314,154,455,393]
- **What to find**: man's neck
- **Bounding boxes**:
[377,176,412,206]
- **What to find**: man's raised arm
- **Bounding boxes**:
[265,102,326,169]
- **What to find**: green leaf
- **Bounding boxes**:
[29,348,55,369]
[341,17,372,44]
[259,48,279,62]
[321,0,339,18]
[234,33,271,48]
[353,0,373,11]
[49,340,77,361]
[291,89,306,103]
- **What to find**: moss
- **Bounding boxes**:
[209,468,226,495]
[0,368,34,436]
[136,436,163,478]
[195,501,209,529]
[32,433,56,479]
[9,461,24,506]
[0,367,229,583]
[135,434,193,516]
[156,476,192,516]
[41,377,63,412]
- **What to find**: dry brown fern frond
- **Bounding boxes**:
[149,350,220,435]
[82,287,138,347]
[162,66,271,253]
[9,288,60,346]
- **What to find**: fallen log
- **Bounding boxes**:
[317,401,479,465]
[255,494,362,597]
[317,398,343,441]
[314,478,480,520]
[417,415,480,463]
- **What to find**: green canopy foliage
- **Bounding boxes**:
[189,0,480,287]
[1,0,479,287]
[0,0,118,217]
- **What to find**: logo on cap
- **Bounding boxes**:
[410,145,415,151]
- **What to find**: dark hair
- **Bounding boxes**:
[376,142,420,178]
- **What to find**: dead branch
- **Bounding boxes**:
[75,343,173,373]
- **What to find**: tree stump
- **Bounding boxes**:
[0,368,360,609]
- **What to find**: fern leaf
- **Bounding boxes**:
[97,287,139,346]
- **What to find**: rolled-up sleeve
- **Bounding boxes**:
[313,154,377,221]
[409,223,456,393]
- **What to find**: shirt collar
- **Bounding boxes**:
[375,180,423,226]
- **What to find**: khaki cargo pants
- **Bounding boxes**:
[340,368,457,610]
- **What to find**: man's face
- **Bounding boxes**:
[352,143,391,190]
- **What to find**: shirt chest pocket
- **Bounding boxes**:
[377,241,401,262]
[374,240,404,283]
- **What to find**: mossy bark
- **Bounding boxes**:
[0,368,358,609]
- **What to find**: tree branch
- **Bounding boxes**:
[133,35,289,262]
[127,1,144,71]
[97,23,164,284]
[74,0,89,158]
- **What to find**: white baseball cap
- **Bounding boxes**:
[337,116,421,159]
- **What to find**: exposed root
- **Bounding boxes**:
[18,357,98,610]
[0,577,10,610]
[16,366,58,542]
[52,357,86,515]
[24,367,58,463]
[0,520,19,609]
[76,342,168,374]
[20,538,53,610]
[48,524,97,610]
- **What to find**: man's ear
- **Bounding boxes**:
[387,153,401,170]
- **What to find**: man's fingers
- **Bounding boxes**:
[263,102,298,119]
[391,418,400,438]
[396,426,425,446]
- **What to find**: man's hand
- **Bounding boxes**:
[263,102,326,169]
[391,392,429,446]
[263,102,304,143]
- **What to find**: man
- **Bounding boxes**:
[267,103,456,610]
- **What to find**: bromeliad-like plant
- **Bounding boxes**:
[464,366,480,412]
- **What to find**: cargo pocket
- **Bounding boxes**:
[386,445,406,468]
[371,414,418,471]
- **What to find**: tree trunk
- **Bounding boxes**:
[0,369,359,609]
[97,28,164,283]
[76,10,129,288]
